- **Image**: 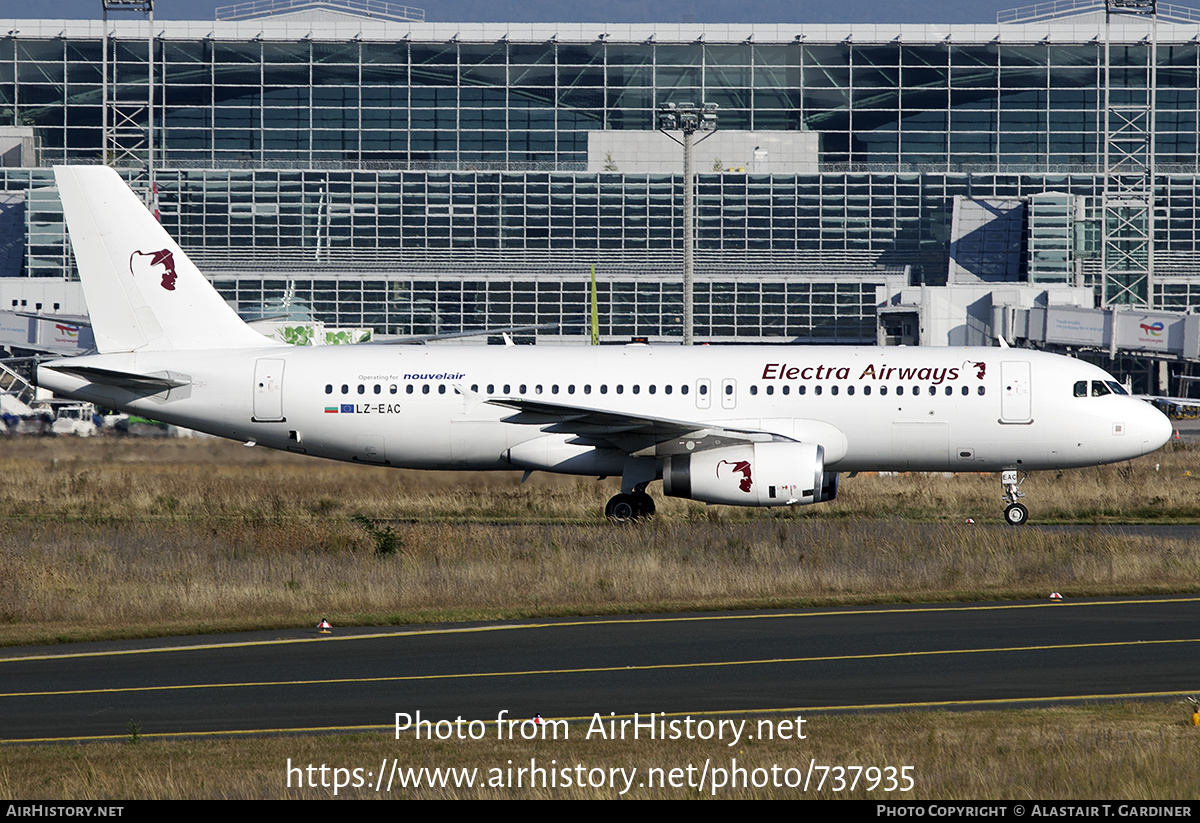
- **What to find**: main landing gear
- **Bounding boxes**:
[605,490,656,523]
[606,457,658,523]
[1001,470,1028,526]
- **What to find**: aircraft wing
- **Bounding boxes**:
[486,396,792,457]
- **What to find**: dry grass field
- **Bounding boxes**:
[0,436,1198,645]
[3,703,1198,799]
[2,436,1199,800]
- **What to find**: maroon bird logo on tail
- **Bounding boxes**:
[130,248,178,291]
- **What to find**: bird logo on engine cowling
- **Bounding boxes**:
[717,459,753,494]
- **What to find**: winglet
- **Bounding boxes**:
[53,166,278,354]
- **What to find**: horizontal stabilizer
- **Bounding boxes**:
[42,364,190,392]
[14,311,92,327]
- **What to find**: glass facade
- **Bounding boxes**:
[4,25,1195,170]
[2,15,1200,339]
[210,274,881,342]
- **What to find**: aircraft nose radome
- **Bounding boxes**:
[1141,403,1174,454]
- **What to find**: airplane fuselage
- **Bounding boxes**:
[38,343,1171,477]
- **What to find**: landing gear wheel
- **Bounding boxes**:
[1000,470,1029,526]
[605,491,656,523]
[631,491,656,519]
[605,494,638,523]
[1004,503,1029,526]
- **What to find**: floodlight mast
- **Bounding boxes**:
[658,102,718,345]
[101,0,155,193]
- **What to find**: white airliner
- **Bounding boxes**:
[36,166,1173,525]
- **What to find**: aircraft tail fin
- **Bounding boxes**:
[53,165,277,353]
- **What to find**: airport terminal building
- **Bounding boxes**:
[2,0,1200,383]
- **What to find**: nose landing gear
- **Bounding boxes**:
[1001,470,1028,525]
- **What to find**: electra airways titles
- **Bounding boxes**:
[37,166,1173,525]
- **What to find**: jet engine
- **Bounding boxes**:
[662,442,838,507]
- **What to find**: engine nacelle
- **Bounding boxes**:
[662,442,838,507]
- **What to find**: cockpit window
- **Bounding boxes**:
[1091,381,1111,397]
[1106,381,1128,396]
[1074,380,1088,398]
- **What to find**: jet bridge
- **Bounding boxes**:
[1004,304,1200,362]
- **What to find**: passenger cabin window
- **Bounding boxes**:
[325,384,333,394]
